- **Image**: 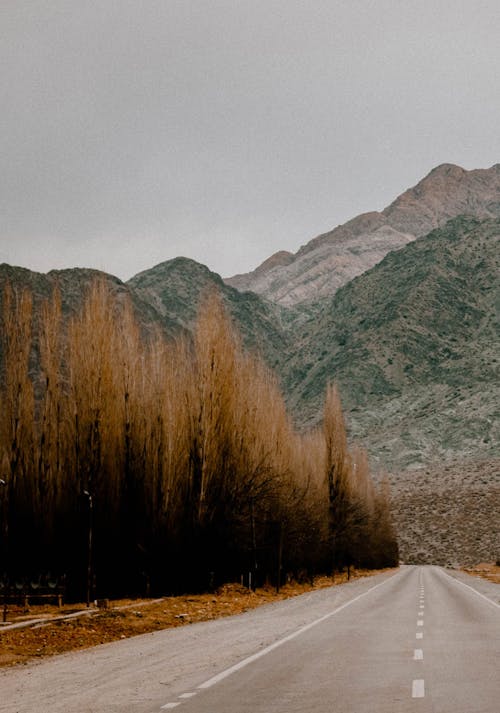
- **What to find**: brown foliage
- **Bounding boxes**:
[0,281,398,597]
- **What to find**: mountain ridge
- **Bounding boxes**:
[283,215,499,469]
[225,163,500,305]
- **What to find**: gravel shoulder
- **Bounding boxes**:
[442,565,500,605]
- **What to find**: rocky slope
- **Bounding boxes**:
[389,459,499,566]
[0,263,180,340]
[127,257,290,372]
[226,163,500,305]
[283,216,500,469]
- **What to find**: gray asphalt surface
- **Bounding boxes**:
[1,566,498,713]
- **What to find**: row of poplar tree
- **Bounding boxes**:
[0,280,398,600]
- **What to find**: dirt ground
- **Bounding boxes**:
[0,569,390,667]
[462,561,500,585]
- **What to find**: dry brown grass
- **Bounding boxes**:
[462,562,500,585]
[0,568,395,667]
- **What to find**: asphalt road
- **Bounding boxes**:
[1,566,499,713]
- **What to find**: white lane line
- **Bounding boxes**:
[417,620,424,626]
[416,632,423,639]
[412,679,425,698]
[160,704,181,710]
[413,648,423,660]
[178,692,198,699]
[439,568,500,611]
[419,605,424,609]
[197,571,400,690]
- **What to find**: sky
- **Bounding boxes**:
[1,1,500,282]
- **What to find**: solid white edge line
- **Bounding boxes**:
[197,570,401,690]
[438,568,500,610]
[412,679,425,698]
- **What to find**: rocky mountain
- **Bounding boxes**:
[127,214,500,472]
[0,263,181,340]
[1,198,498,566]
[283,215,500,469]
[127,257,290,371]
[226,163,500,305]
[2,212,498,474]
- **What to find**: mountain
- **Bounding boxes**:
[127,257,290,371]
[0,263,181,340]
[283,215,500,469]
[2,212,498,472]
[127,215,500,473]
[1,209,498,566]
[226,163,500,305]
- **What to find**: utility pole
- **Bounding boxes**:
[83,490,93,607]
[276,521,283,593]
[0,479,7,623]
[250,497,257,591]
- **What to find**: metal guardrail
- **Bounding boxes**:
[1,574,66,621]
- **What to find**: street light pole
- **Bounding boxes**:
[0,479,7,623]
[83,490,93,607]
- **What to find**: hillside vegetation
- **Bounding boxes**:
[286,216,500,469]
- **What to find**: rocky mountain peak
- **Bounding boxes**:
[225,163,500,305]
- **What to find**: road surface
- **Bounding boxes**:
[1,566,499,712]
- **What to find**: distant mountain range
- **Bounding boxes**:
[1,163,498,473]
[2,162,499,564]
[226,163,500,305]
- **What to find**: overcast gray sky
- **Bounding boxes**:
[1,1,499,281]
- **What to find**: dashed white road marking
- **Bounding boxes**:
[195,572,399,691]
[416,632,423,639]
[160,704,181,710]
[419,605,424,609]
[414,648,423,660]
[178,692,198,699]
[412,679,425,698]
[417,620,424,626]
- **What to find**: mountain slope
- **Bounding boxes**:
[0,263,180,339]
[284,215,500,468]
[127,257,290,372]
[226,163,500,305]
